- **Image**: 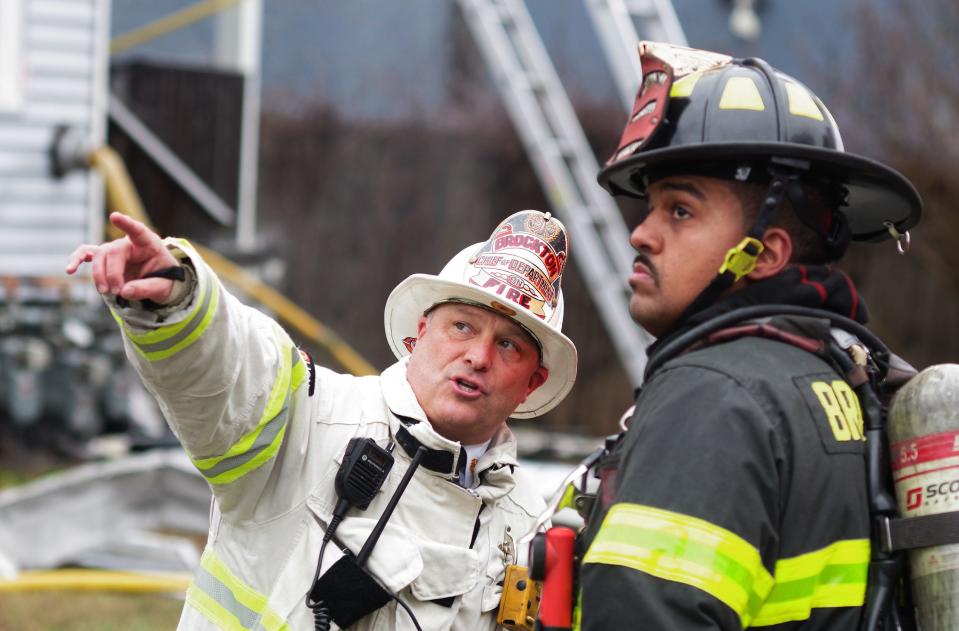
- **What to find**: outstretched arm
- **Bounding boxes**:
[66,214,317,521]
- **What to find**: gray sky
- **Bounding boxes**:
[110,0,853,120]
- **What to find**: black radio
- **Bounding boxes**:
[308,437,427,631]
[334,437,394,511]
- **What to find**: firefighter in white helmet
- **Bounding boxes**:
[576,43,921,630]
[66,209,577,630]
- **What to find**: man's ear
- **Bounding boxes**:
[415,315,429,339]
[520,366,549,402]
[747,226,792,281]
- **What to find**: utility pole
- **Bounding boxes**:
[215,0,263,250]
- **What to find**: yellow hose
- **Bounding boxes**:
[0,569,191,593]
[88,146,377,376]
[110,0,242,56]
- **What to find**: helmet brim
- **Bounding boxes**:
[599,141,922,242]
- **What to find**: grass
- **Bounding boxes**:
[0,468,42,490]
[0,592,184,631]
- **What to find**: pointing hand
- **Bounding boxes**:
[66,212,181,304]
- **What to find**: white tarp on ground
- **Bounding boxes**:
[0,448,210,578]
[0,444,586,580]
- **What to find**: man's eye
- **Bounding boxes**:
[673,205,692,220]
[499,339,519,352]
[453,321,470,332]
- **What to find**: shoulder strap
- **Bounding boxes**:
[645,304,890,381]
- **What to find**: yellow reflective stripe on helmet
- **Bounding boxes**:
[187,549,290,631]
[784,81,825,121]
[114,256,220,362]
[750,539,869,627]
[191,342,299,485]
[670,71,703,98]
[719,76,766,111]
[582,503,774,627]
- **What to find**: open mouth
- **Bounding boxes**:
[457,378,478,392]
[453,377,483,395]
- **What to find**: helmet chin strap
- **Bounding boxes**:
[673,169,797,326]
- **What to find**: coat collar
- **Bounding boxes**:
[380,359,519,495]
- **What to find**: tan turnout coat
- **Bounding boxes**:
[110,240,545,630]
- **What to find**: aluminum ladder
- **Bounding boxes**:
[585,0,688,110]
[456,0,687,385]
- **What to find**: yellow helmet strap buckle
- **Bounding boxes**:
[717,168,799,282]
[719,237,765,281]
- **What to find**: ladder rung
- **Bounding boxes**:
[512,72,545,92]
[493,1,521,27]
[624,0,656,18]
[554,139,576,157]
[588,215,611,229]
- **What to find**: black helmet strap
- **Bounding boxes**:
[784,178,852,260]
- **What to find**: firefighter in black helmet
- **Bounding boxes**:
[576,43,921,630]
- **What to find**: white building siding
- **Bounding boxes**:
[0,0,108,278]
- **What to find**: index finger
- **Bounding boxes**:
[110,212,160,247]
[65,244,96,274]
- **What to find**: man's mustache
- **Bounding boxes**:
[633,252,659,285]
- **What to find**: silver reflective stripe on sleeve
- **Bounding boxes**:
[186,549,291,631]
[191,344,299,485]
[134,274,215,357]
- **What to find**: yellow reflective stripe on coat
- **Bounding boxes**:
[291,349,307,391]
[191,342,300,485]
[751,539,869,627]
[582,503,774,627]
[114,257,220,363]
[187,549,290,631]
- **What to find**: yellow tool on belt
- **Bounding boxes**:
[497,564,542,630]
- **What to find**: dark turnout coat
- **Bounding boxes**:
[579,267,875,630]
